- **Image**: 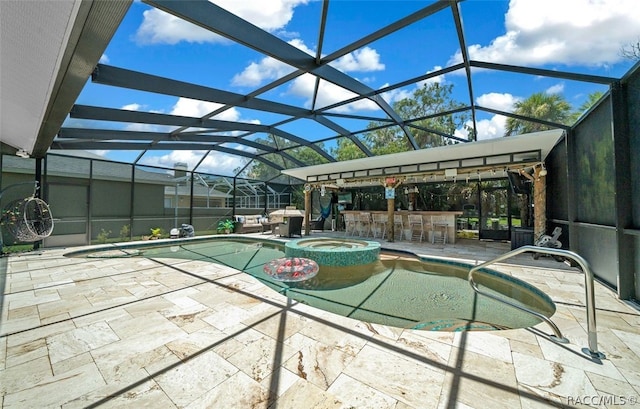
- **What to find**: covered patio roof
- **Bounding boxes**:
[282,129,564,185]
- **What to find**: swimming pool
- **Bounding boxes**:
[66,236,556,332]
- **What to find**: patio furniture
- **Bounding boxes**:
[431,215,448,244]
[279,216,303,237]
[343,212,357,236]
[371,213,388,239]
[357,212,372,237]
[407,214,425,242]
[393,214,405,240]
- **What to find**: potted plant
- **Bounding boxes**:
[217,219,235,234]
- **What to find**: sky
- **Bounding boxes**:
[69,0,640,176]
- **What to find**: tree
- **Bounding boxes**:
[243,134,329,181]
[569,91,604,124]
[621,38,640,61]
[333,82,469,159]
[504,92,573,136]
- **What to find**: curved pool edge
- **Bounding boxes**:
[62,235,557,329]
[62,234,286,258]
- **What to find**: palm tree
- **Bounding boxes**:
[569,91,604,124]
[504,92,572,136]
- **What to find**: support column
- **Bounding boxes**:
[387,198,395,242]
[533,165,546,240]
[304,186,311,236]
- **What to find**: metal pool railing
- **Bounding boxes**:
[468,245,605,360]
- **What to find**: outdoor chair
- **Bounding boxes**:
[407,214,424,242]
[279,216,303,237]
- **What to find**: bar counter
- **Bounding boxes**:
[340,210,462,244]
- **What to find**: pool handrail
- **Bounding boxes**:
[468,245,605,359]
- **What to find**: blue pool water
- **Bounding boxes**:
[66,236,556,332]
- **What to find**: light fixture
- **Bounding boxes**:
[413,186,419,193]
[403,187,409,195]
[539,163,547,177]
[16,149,29,158]
[320,185,326,196]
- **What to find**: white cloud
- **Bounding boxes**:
[135,0,308,45]
[232,40,385,89]
[455,92,520,140]
[99,54,109,64]
[121,103,143,111]
[417,66,445,87]
[331,47,385,72]
[448,0,640,67]
[170,98,238,121]
[140,149,252,176]
[545,83,565,94]
[476,92,520,112]
[232,39,386,113]
[457,115,508,141]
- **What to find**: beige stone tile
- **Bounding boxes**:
[47,321,121,364]
[164,325,227,361]
[37,294,93,321]
[0,355,52,396]
[52,351,95,376]
[0,313,42,335]
[72,307,132,327]
[5,337,48,368]
[517,384,568,408]
[184,370,273,409]
[3,362,106,408]
[271,378,344,409]
[453,331,513,363]
[437,346,520,409]
[299,318,369,357]
[343,344,444,408]
[227,334,297,383]
[243,307,308,341]
[509,338,544,359]
[62,379,176,409]
[5,319,75,348]
[282,342,355,390]
[386,330,453,367]
[587,372,640,401]
[154,349,239,407]
[259,367,300,398]
[537,337,626,381]
[595,330,640,373]
[327,373,397,409]
[512,351,598,400]
[0,335,6,370]
[201,302,253,331]
[7,304,38,320]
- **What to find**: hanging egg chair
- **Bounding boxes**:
[1,196,54,242]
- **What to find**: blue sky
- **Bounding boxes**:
[69,0,640,176]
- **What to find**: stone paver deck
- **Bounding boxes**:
[1,233,639,408]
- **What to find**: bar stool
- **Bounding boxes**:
[357,212,372,237]
[431,215,448,244]
[393,214,405,240]
[407,214,424,242]
[371,213,388,239]
[344,213,357,236]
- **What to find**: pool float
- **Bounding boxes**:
[263,257,319,282]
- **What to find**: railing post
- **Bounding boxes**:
[468,245,605,359]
